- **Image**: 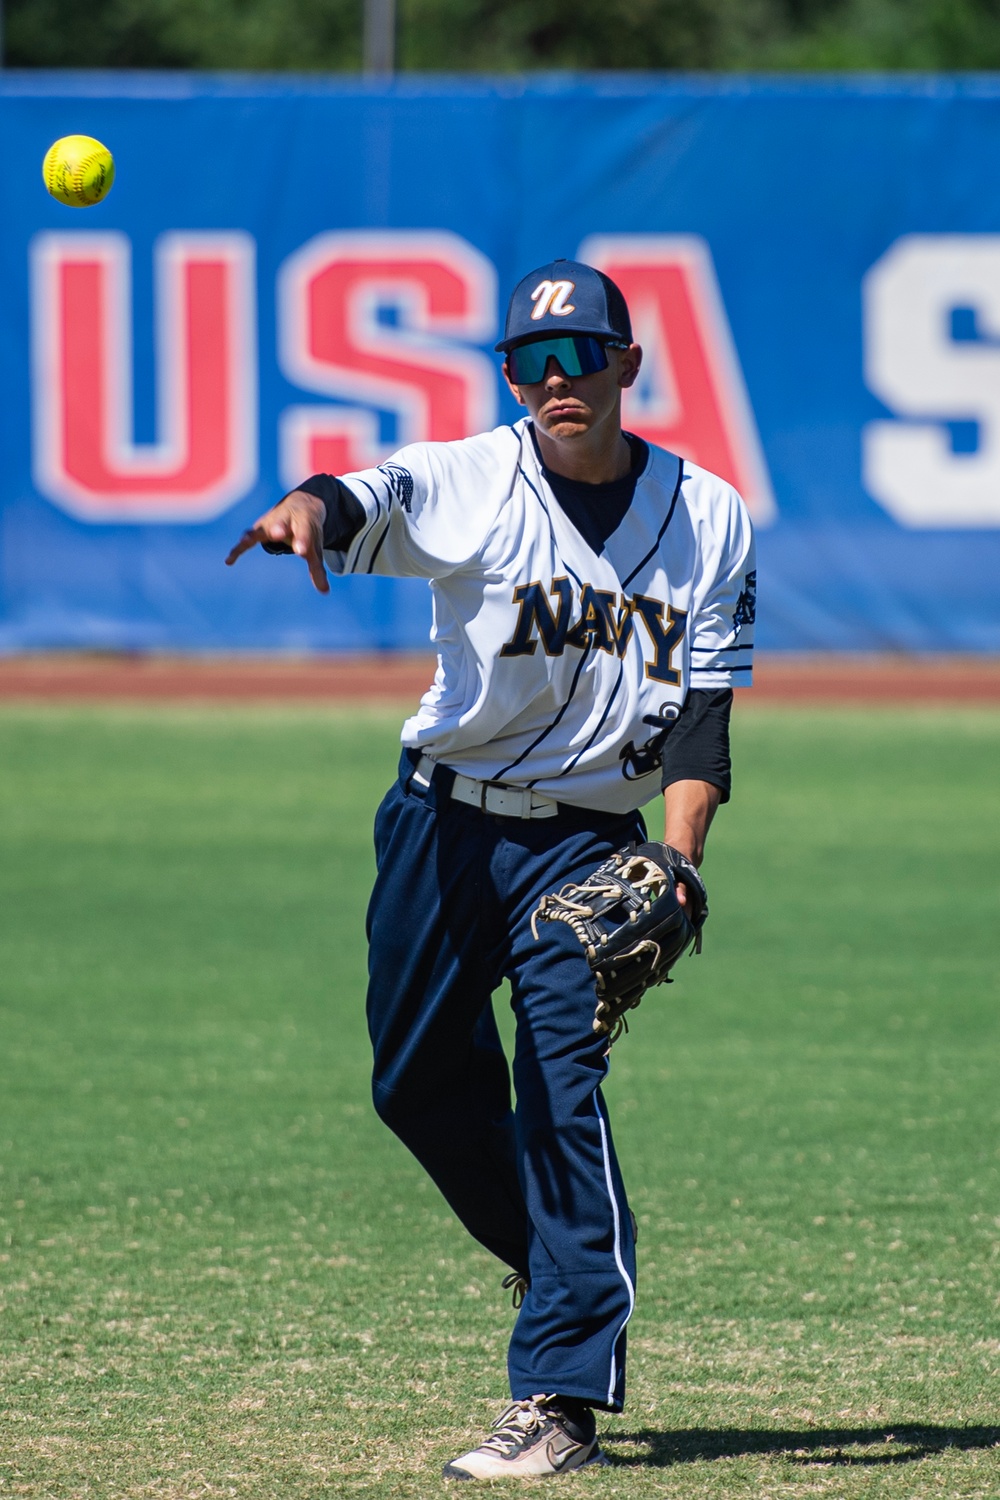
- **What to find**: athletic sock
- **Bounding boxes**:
[553,1397,596,1444]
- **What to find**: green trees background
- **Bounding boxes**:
[7,0,1000,72]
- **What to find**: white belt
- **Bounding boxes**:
[413,754,560,819]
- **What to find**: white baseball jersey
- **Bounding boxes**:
[329,418,755,815]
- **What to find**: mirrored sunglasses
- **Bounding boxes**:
[506,335,628,385]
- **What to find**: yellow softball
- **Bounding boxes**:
[42,135,115,208]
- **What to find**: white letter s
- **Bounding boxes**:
[863,235,1000,527]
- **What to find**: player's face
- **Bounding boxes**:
[504,342,642,443]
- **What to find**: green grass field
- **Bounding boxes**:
[0,705,998,1498]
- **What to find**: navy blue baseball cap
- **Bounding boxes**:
[495,258,632,353]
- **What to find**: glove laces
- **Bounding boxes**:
[530,853,667,948]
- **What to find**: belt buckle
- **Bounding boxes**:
[479,778,514,815]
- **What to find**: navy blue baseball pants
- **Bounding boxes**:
[365,749,645,1411]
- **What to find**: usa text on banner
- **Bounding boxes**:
[30,231,257,523]
[579,235,776,526]
[277,231,496,485]
[863,235,1000,528]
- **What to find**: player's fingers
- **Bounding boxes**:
[676,882,688,908]
[224,526,266,566]
[266,515,295,542]
[304,541,330,594]
[290,513,330,594]
[226,500,301,566]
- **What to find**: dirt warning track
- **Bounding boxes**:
[1,654,999,705]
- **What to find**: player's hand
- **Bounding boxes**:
[225,490,330,594]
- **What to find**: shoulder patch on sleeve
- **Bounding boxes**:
[377,462,414,513]
[733,570,756,638]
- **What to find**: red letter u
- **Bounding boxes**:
[31,231,257,523]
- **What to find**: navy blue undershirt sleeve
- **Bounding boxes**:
[661,688,733,802]
[261,475,366,556]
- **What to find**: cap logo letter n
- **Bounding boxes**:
[530,279,576,320]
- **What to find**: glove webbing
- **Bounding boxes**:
[529,855,668,957]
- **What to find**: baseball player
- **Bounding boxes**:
[227,259,755,1479]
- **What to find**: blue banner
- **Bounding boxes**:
[3,73,1000,653]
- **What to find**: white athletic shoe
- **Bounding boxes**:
[442,1396,608,1480]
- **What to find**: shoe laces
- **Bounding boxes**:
[479,1397,555,1456]
[501,1272,528,1308]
